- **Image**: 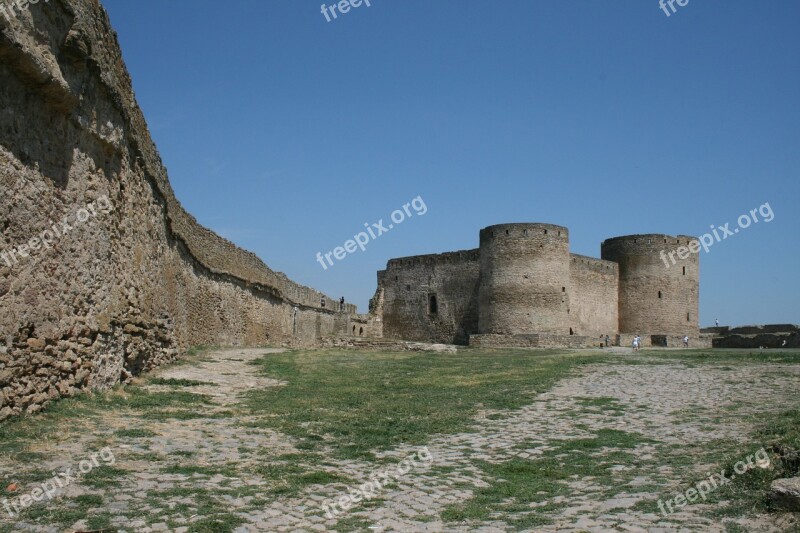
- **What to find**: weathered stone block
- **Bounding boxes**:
[771,477,800,511]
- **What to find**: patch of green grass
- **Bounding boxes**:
[107,388,213,410]
[114,428,157,438]
[1,468,55,496]
[13,505,87,526]
[85,512,114,530]
[149,377,217,387]
[757,409,800,476]
[0,375,218,458]
[161,463,239,478]
[566,428,653,451]
[638,349,800,365]
[244,349,609,460]
[0,396,97,455]
[9,491,109,527]
[576,396,626,412]
[188,514,246,533]
[252,460,351,496]
[441,429,651,526]
[73,494,104,506]
[171,450,196,458]
[81,465,129,488]
[128,451,164,462]
[723,524,750,533]
[139,409,232,421]
[651,412,800,522]
[332,513,375,532]
[145,486,244,530]
[701,409,800,515]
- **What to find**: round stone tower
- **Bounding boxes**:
[478,223,570,335]
[601,234,699,336]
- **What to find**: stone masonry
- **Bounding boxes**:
[374,223,703,348]
[0,0,369,420]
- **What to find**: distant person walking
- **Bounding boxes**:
[683,335,689,348]
[340,296,345,311]
[605,335,610,347]
[715,318,720,327]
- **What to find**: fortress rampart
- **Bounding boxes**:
[375,225,700,346]
[0,1,356,420]
[568,254,618,340]
[379,250,480,345]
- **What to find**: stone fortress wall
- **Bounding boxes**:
[375,223,702,347]
[378,250,480,345]
[0,0,360,420]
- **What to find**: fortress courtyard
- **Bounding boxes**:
[1,346,798,532]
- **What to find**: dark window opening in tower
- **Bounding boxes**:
[569,328,574,335]
[683,266,686,275]
[428,294,438,315]
[658,291,662,299]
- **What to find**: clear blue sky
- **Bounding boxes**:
[103,0,799,326]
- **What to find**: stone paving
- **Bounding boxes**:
[0,348,798,532]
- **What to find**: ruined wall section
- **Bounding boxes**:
[0,0,349,421]
[378,250,480,345]
[568,254,618,339]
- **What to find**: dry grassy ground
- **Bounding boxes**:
[0,347,798,532]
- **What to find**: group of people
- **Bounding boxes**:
[632,334,643,351]
[319,296,347,311]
